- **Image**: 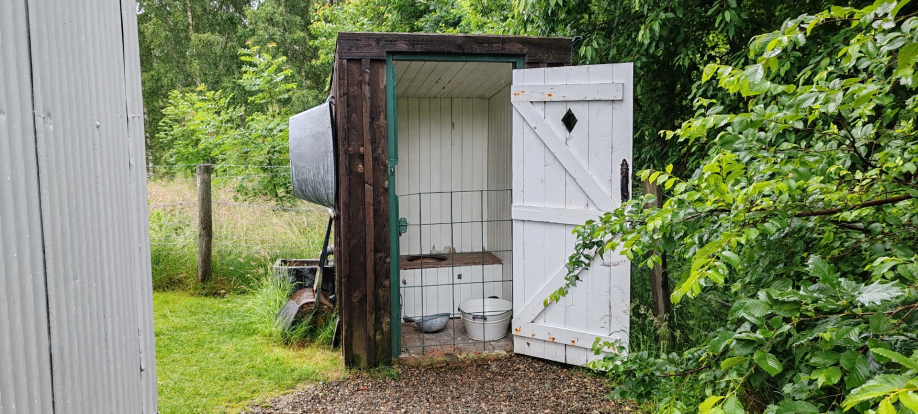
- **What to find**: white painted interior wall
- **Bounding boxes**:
[401,264,504,317]
[394,61,514,320]
[396,97,489,256]
[487,84,513,301]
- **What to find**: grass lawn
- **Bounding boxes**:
[154,291,345,414]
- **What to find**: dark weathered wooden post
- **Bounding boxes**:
[642,179,673,332]
[197,164,213,283]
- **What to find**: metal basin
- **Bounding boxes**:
[289,100,335,210]
[404,313,450,333]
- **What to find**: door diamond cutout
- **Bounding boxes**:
[561,108,577,132]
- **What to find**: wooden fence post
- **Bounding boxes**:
[642,179,673,334]
[197,164,213,283]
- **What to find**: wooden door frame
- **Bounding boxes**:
[385,53,525,358]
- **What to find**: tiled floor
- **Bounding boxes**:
[399,318,513,357]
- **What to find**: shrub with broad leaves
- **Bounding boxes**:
[557,1,918,412]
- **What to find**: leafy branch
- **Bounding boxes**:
[572,1,918,412]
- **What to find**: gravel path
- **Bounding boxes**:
[245,355,632,413]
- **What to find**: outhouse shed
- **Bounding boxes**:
[319,32,633,369]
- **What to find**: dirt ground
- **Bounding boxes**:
[245,355,633,414]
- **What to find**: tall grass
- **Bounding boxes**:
[148,178,329,293]
[622,184,729,358]
[627,260,729,356]
[606,262,730,413]
[245,274,339,346]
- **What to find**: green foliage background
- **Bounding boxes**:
[515,0,866,173]
[139,0,867,174]
[139,0,514,167]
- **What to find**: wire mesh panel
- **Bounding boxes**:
[147,164,328,291]
[397,189,513,356]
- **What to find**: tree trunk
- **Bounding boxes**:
[642,179,673,343]
[185,0,194,37]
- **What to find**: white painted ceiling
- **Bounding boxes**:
[394,61,512,99]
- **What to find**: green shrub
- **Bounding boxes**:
[561,2,918,412]
[156,45,297,201]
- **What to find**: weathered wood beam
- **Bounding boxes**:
[336,32,571,65]
[335,57,392,369]
[197,164,213,284]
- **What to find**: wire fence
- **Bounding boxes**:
[147,164,330,291]
[146,163,722,354]
[396,188,514,356]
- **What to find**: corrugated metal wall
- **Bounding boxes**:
[0,0,56,411]
[0,0,157,412]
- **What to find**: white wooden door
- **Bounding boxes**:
[511,63,633,365]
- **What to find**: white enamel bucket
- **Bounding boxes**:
[458,298,512,341]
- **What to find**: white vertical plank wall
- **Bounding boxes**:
[564,66,595,365]
[449,99,464,254]
[401,265,504,318]
[608,64,635,344]
[487,85,513,301]
[461,98,475,255]
[396,92,514,318]
[391,61,629,366]
[540,66,570,363]
[514,66,547,359]
[397,97,493,255]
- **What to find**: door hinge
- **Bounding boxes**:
[620,159,630,202]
